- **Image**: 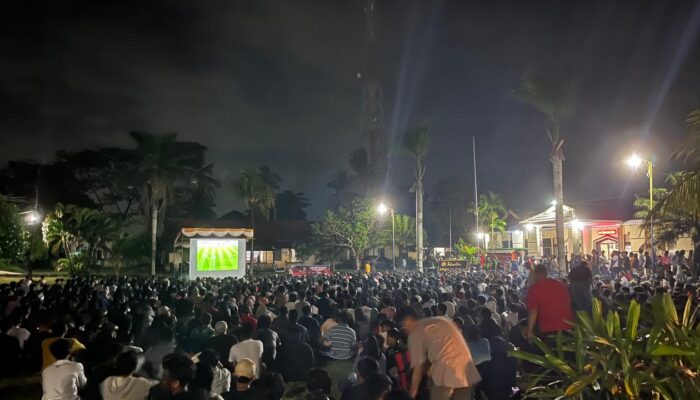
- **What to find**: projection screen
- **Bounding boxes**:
[188,238,247,279]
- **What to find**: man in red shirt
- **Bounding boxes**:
[526,264,573,341]
[239,305,258,332]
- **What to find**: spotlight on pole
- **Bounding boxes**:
[525,224,534,232]
[551,199,557,206]
[476,232,485,240]
[572,219,583,230]
[377,203,388,215]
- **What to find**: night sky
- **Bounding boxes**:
[2,0,700,220]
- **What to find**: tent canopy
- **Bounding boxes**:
[175,228,253,246]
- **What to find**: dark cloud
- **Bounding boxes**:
[1,0,699,220]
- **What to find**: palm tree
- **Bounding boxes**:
[654,110,700,216]
[403,122,430,272]
[128,132,215,276]
[470,192,507,249]
[649,111,700,257]
[232,168,276,269]
[513,73,574,265]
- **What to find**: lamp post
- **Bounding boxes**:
[627,154,654,257]
[378,202,396,270]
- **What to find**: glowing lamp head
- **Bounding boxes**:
[626,154,643,169]
[476,232,485,240]
[25,210,41,225]
[551,199,557,206]
[572,219,583,230]
[377,203,389,215]
[525,224,534,232]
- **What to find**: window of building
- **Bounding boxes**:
[543,238,553,257]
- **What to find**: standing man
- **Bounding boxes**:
[526,264,574,342]
[398,309,481,400]
[568,261,592,312]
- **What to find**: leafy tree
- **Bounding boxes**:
[513,73,575,264]
[42,204,121,275]
[453,238,477,264]
[127,132,218,275]
[0,197,30,262]
[54,149,138,220]
[403,121,430,271]
[379,214,416,258]
[311,198,380,269]
[0,161,97,212]
[275,190,310,221]
[110,231,150,276]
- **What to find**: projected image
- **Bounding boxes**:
[196,240,239,271]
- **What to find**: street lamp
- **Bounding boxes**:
[626,154,654,256]
[377,202,396,270]
[21,210,41,225]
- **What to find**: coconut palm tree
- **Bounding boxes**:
[127,132,215,276]
[232,168,276,268]
[470,192,507,249]
[403,122,430,272]
[513,73,574,265]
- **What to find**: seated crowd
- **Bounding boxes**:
[0,256,697,400]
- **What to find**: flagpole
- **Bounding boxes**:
[473,136,480,254]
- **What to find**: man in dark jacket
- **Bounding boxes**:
[279,325,314,382]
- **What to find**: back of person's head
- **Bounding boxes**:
[162,353,196,389]
[51,322,68,337]
[239,305,251,315]
[306,368,332,395]
[239,322,254,339]
[49,338,72,360]
[258,315,272,330]
[279,306,289,317]
[254,372,286,400]
[533,264,548,277]
[437,303,448,315]
[464,323,481,341]
[192,363,214,392]
[302,305,312,316]
[197,350,218,368]
[114,351,138,376]
[157,325,174,343]
[479,307,493,321]
[201,312,213,326]
[364,373,393,399]
[356,357,379,381]
[289,309,299,323]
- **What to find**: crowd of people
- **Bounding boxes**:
[0,246,697,400]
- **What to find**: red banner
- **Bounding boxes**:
[289,265,332,277]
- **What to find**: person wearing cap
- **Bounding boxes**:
[206,321,238,368]
[222,358,261,400]
[525,264,574,342]
[227,323,263,377]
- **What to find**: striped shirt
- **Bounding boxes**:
[323,324,356,360]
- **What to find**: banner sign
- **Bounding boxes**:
[597,228,618,236]
[438,259,469,272]
[289,265,332,277]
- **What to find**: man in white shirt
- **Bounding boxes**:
[42,339,87,400]
[228,322,263,377]
[102,351,157,400]
[6,314,31,349]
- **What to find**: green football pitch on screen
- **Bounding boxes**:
[196,240,239,271]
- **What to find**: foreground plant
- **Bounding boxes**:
[509,294,700,399]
